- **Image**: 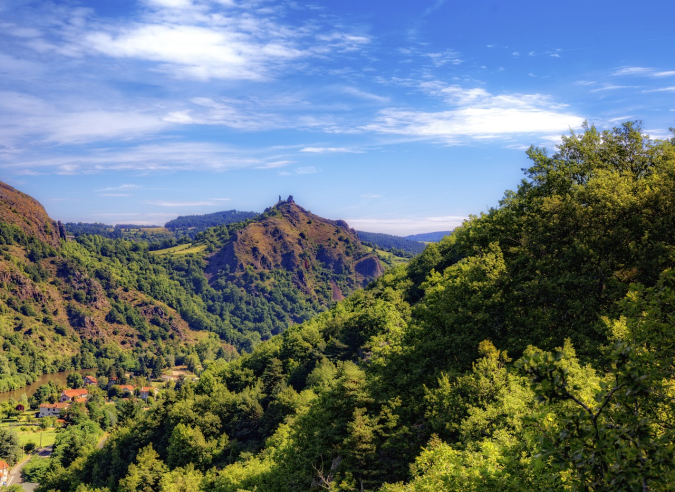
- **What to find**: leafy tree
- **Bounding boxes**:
[0,428,20,465]
[67,372,84,389]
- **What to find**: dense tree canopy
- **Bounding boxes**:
[14,122,675,491]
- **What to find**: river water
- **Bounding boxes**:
[0,369,92,405]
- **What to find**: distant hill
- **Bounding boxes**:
[356,230,426,255]
[207,196,383,304]
[165,210,258,237]
[0,182,62,247]
[405,230,453,242]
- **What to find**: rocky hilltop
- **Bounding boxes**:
[0,181,62,247]
[207,196,383,301]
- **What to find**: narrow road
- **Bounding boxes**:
[6,454,31,486]
[7,447,52,489]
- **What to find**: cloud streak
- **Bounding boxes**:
[363,86,584,142]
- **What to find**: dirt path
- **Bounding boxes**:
[97,432,108,449]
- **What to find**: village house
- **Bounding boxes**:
[118,385,135,396]
[83,375,98,386]
[139,387,157,400]
[0,459,8,484]
[39,402,70,418]
[60,389,88,402]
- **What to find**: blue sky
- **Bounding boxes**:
[1,0,673,234]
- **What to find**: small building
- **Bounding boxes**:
[83,375,98,386]
[60,389,88,403]
[139,387,157,400]
[0,459,8,483]
[39,402,70,418]
[118,385,135,396]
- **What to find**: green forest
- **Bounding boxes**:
[14,122,673,491]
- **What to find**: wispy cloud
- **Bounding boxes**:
[362,86,584,143]
[346,216,467,235]
[256,160,293,169]
[341,87,390,103]
[613,66,653,76]
[26,1,370,82]
[0,92,167,146]
[424,50,462,67]
[642,86,675,93]
[300,147,361,153]
[294,166,318,175]
[145,200,219,207]
[613,66,675,78]
[3,142,262,174]
[98,184,142,191]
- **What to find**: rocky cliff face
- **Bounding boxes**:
[206,198,383,300]
[0,181,62,247]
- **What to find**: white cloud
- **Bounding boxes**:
[642,86,675,93]
[341,87,390,103]
[612,66,652,76]
[590,85,635,92]
[2,142,262,174]
[300,147,361,153]
[613,66,675,78]
[146,200,219,207]
[512,52,519,56]
[425,50,462,67]
[86,24,304,81]
[0,92,167,145]
[346,216,467,235]
[361,193,382,199]
[98,184,142,191]
[363,86,584,142]
[256,160,292,169]
[99,193,131,197]
[294,166,317,174]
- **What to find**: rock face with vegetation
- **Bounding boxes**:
[0,181,62,248]
[207,198,383,299]
[0,187,220,396]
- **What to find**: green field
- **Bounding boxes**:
[1,416,60,449]
[363,245,411,267]
[150,243,207,256]
[17,428,57,447]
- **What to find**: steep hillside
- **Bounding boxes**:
[206,197,383,301]
[0,183,234,394]
[0,182,62,247]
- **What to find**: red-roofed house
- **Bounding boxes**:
[83,375,98,386]
[0,459,8,483]
[139,387,158,400]
[118,385,135,396]
[39,402,70,418]
[60,389,88,402]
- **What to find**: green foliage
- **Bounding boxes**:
[0,428,20,465]
[26,123,675,491]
